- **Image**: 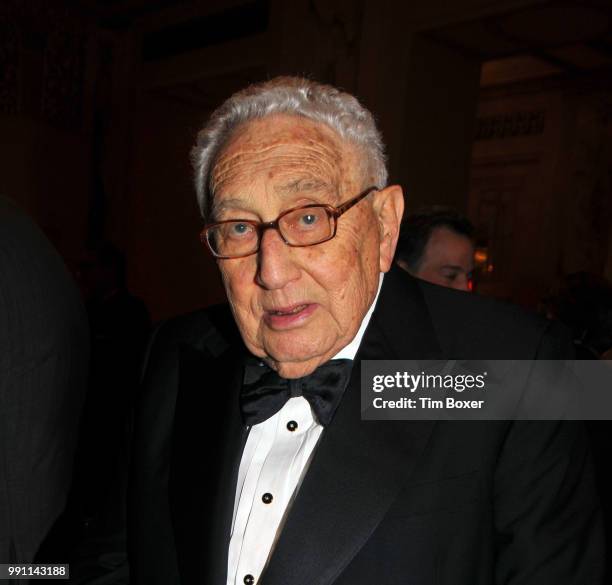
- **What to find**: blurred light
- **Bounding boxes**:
[474,247,489,265]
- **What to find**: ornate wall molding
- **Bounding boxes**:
[475,110,545,140]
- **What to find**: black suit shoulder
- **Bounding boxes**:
[143,303,238,361]
[136,303,238,424]
[416,277,572,359]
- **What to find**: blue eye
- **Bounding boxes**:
[300,214,318,225]
[226,222,254,239]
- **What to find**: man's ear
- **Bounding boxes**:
[372,184,404,272]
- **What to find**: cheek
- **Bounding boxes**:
[219,265,237,299]
[221,266,263,347]
[308,229,377,311]
[344,219,379,276]
[220,263,255,313]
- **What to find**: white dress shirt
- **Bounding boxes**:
[226,275,384,585]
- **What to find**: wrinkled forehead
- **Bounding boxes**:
[209,115,361,207]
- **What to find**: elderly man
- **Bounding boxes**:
[396,207,475,291]
[129,77,604,585]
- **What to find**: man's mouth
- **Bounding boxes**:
[269,304,309,316]
[264,303,317,328]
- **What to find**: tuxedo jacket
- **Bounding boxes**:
[129,267,604,585]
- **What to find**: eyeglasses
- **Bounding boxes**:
[200,186,378,259]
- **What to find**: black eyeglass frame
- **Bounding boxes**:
[200,185,379,259]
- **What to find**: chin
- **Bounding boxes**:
[263,333,335,372]
[273,359,324,379]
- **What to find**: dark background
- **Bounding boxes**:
[1,0,611,318]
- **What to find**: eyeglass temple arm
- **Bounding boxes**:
[334,186,378,217]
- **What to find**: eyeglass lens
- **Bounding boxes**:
[207,206,335,257]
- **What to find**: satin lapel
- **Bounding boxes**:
[170,344,248,585]
[262,268,443,585]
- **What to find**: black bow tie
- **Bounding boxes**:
[241,358,353,427]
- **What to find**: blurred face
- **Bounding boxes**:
[210,114,403,378]
[409,227,474,291]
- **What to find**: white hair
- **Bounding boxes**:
[191,76,388,218]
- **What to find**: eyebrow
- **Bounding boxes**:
[213,198,244,211]
[211,179,337,219]
[210,197,252,219]
[274,178,330,194]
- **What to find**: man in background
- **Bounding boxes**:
[0,196,88,571]
[395,207,475,291]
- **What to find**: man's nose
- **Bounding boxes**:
[255,228,301,289]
